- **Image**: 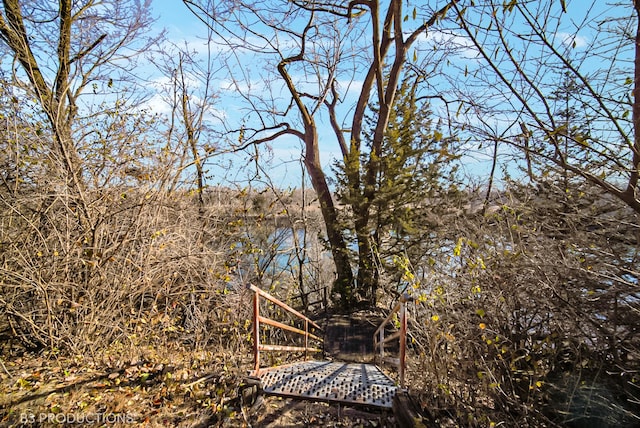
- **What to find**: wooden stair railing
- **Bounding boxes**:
[248,284,323,374]
[373,294,413,389]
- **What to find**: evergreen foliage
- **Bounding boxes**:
[334,72,460,300]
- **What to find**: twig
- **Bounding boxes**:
[183,373,218,389]
[0,358,11,376]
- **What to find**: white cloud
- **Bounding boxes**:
[144,93,173,116]
[557,32,588,49]
[417,30,481,61]
[142,90,227,127]
[218,77,266,94]
[335,79,363,98]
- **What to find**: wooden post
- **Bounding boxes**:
[322,285,327,309]
[372,294,412,389]
[304,319,309,360]
[253,289,260,374]
[399,300,407,389]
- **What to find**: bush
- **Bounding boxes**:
[403,181,640,426]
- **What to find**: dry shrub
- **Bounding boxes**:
[0,179,329,365]
[0,185,248,355]
[403,181,640,427]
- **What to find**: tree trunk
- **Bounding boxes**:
[354,210,377,305]
[628,0,640,203]
[303,130,355,307]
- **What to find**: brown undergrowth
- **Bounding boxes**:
[0,343,252,427]
[1,343,399,428]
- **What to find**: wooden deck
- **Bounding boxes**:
[257,361,398,408]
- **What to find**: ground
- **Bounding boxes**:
[248,396,396,427]
[0,342,399,428]
[1,308,409,427]
[0,345,241,427]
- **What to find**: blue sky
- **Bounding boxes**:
[153,2,206,38]
[148,3,472,189]
[147,1,320,188]
[146,1,374,189]
[144,1,627,190]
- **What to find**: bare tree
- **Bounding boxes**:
[0,0,175,351]
[0,0,160,221]
[151,27,225,215]
[451,1,640,216]
[184,0,458,307]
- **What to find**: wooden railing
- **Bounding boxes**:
[373,294,413,389]
[248,284,323,374]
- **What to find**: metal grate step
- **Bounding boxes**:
[258,361,397,408]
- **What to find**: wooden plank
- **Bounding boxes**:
[259,344,322,353]
[380,331,401,345]
[383,356,400,367]
[258,316,322,342]
[249,284,323,331]
[393,390,427,427]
